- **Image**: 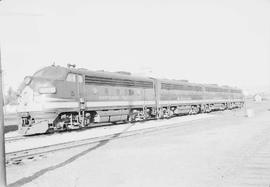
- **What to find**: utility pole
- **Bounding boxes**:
[0,47,7,186]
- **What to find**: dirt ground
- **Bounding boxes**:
[6,100,270,187]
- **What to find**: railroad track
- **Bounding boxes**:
[4,106,245,144]
[6,115,215,165]
[5,135,26,143]
[6,107,250,165]
[3,113,205,144]
[4,122,123,144]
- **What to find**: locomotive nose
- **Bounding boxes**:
[29,77,57,94]
[17,77,57,112]
[19,76,56,97]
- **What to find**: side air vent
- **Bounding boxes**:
[161,83,202,91]
[85,76,153,88]
[115,71,131,75]
[231,89,242,93]
[205,87,229,93]
[178,80,189,82]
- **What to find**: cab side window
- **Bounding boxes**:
[66,74,83,83]
[66,73,76,82]
[77,75,83,83]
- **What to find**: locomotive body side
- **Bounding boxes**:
[18,65,157,135]
[156,79,244,115]
[75,69,156,123]
[17,65,244,135]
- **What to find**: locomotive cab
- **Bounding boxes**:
[18,65,69,109]
[17,65,85,135]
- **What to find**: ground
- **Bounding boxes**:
[6,100,270,187]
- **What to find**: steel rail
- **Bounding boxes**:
[5,136,26,143]
[4,122,124,144]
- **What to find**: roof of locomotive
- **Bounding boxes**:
[68,66,155,82]
[204,83,242,93]
[33,65,154,82]
[34,65,243,93]
[160,78,242,93]
[33,65,68,80]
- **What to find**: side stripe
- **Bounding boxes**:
[86,101,155,107]
[159,99,243,105]
[17,99,243,112]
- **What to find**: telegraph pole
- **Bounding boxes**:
[0,47,7,186]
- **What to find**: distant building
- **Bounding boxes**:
[254,94,262,102]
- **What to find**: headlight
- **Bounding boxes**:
[24,76,32,85]
[38,87,57,94]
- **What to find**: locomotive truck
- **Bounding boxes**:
[17,64,244,135]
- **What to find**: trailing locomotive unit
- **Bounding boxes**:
[17,64,244,135]
[157,79,243,117]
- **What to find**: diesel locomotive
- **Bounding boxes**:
[17,64,244,135]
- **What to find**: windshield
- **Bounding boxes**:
[33,66,67,80]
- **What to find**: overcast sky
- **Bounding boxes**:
[0,0,269,94]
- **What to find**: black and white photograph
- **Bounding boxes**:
[0,0,270,186]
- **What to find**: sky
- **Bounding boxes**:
[0,0,270,94]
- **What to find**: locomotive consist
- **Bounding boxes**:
[17,64,244,135]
